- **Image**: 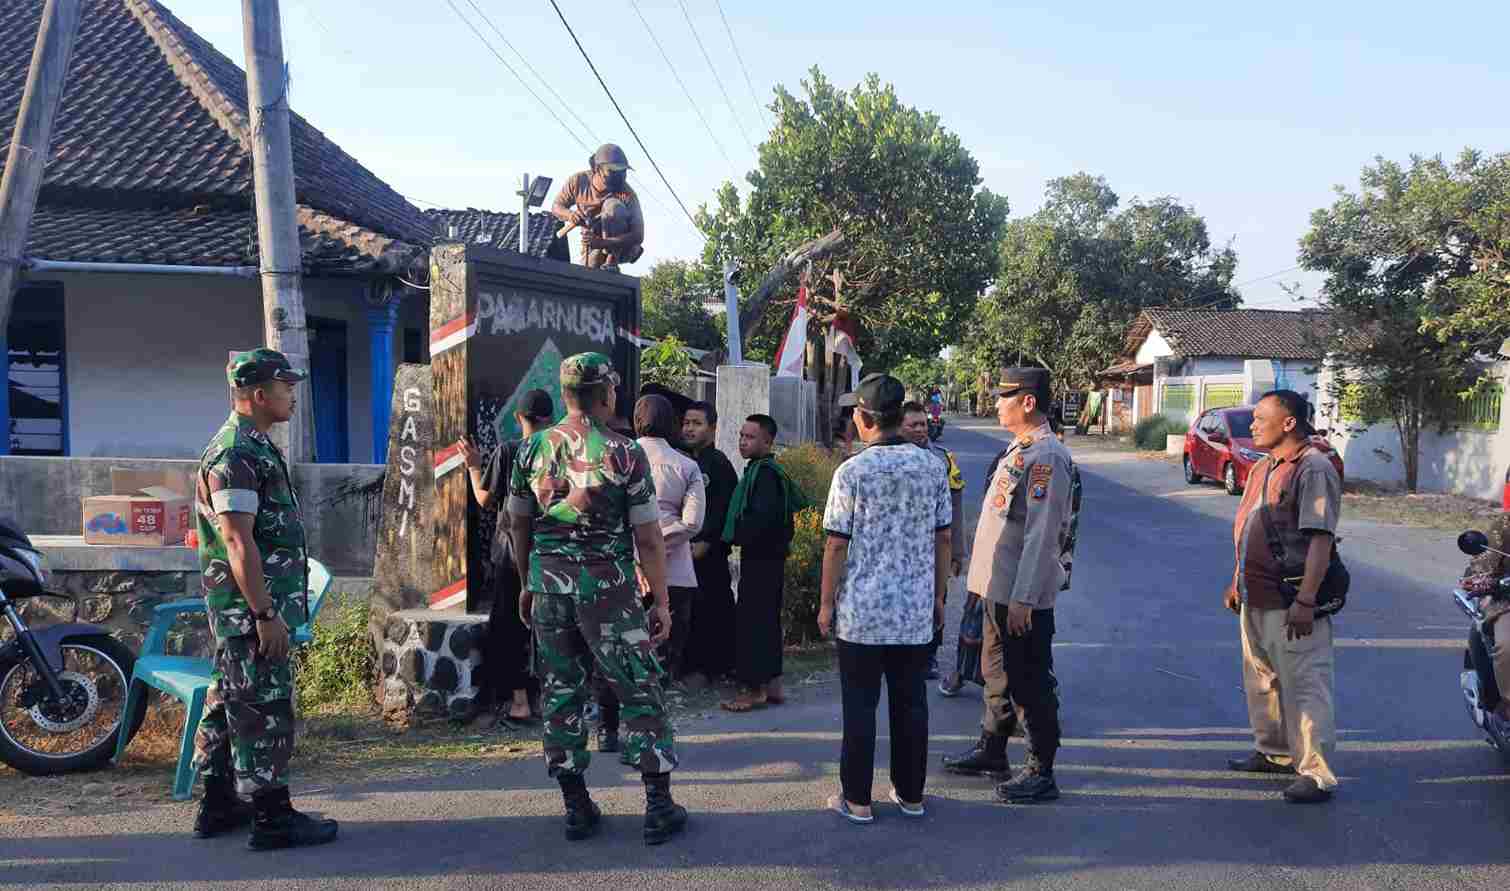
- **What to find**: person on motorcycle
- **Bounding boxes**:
[1463,512,1510,724]
[901,401,965,680]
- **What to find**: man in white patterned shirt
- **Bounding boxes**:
[818,373,952,823]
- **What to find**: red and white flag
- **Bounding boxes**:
[828,307,863,389]
[772,282,811,378]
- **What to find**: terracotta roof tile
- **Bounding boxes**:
[1138,308,1330,361]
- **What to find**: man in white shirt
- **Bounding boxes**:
[818,373,951,823]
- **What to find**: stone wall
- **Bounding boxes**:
[377,609,485,722]
[0,569,211,659]
[0,456,384,575]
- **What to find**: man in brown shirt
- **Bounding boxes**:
[1223,390,1342,804]
[551,143,645,269]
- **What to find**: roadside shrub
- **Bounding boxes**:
[781,508,827,644]
[294,594,375,712]
[778,441,845,507]
[1133,414,1179,450]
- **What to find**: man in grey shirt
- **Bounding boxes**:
[943,367,1079,805]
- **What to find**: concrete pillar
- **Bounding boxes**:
[716,363,770,476]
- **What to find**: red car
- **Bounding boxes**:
[1183,406,1345,495]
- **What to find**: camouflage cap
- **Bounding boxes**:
[227,348,307,388]
[560,352,620,388]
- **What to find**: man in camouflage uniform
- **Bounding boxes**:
[507,352,687,845]
[190,349,338,851]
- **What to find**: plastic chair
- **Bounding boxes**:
[114,558,333,800]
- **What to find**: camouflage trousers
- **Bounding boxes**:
[190,630,295,795]
[533,590,678,777]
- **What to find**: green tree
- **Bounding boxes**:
[961,174,1238,393]
[891,354,946,400]
[697,68,1009,369]
[639,259,725,353]
[1301,149,1510,491]
[639,335,698,395]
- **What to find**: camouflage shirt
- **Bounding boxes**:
[196,412,308,640]
[506,413,658,598]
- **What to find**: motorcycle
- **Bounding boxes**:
[927,414,945,442]
[0,517,145,774]
[1454,529,1510,760]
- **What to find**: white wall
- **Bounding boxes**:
[1318,361,1510,499]
[47,271,402,461]
[1134,330,1174,365]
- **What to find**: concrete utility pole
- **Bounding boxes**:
[242,0,314,461]
[723,259,743,364]
[0,0,81,457]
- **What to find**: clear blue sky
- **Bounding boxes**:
[178,0,1510,309]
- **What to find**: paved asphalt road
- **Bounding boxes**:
[7,417,1510,889]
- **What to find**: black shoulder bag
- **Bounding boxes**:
[1258,453,1348,617]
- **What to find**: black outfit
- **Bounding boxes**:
[1471,623,1502,712]
[686,445,739,679]
[731,460,794,688]
[981,603,1060,771]
[662,585,698,680]
[837,640,930,807]
[478,441,537,708]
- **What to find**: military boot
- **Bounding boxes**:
[247,787,339,851]
[642,772,688,846]
[558,774,602,841]
[941,731,1009,778]
[193,760,253,839]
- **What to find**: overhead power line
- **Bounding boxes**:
[713,0,771,131]
[1160,264,1307,311]
[678,0,757,155]
[631,0,741,183]
[442,0,700,239]
[546,0,703,235]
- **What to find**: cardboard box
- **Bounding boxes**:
[82,469,194,547]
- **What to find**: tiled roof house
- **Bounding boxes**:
[1,0,565,462]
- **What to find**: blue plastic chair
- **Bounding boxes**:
[115,559,333,800]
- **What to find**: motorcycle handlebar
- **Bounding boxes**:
[1454,588,1485,621]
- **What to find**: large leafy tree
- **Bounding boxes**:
[961,174,1238,393]
[638,259,725,353]
[697,68,1009,370]
[1301,149,1510,491]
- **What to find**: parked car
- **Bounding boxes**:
[1183,405,1345,495]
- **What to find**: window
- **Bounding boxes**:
[6,283,67,455]
[1227,410,1254,439]
[1202,382,1244,411]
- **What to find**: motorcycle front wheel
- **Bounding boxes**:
[0,634,146,775]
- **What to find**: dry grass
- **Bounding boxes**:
[1342,479,1502,532]
[0,644,839,817]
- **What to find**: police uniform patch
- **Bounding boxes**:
[992,494,1007,509]
[1012,453,1026,469]
[1029,463,1053,500]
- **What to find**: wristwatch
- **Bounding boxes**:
[253,606,278,622]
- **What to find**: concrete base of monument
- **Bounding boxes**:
[377,609,487,723]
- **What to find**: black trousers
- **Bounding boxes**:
[1471,623,1502,712]
[837,640,930,807]
[659,585,697,680]
[981,603,1061,770]
[480,564,537,708]
[735,557,786,687]
[687,551,736,678]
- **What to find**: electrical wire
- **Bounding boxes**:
[631,0,742,182]
[713,0,771,131]
[678,0,757,155]
[546,0,704,235]
[1158,264,1306,311]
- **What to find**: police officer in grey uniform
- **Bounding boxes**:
[942,367,1080,804]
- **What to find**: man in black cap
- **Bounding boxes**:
[551,143,645,269]
[456,388,556,724]
[818,372,951,822]
[943,367,1081,805]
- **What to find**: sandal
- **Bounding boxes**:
[721,689,767,712]
[828,794,874,824]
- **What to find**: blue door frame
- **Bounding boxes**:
[307,317,349,463]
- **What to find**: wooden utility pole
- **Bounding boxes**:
[0,0,81,456]
[242,0,314,461]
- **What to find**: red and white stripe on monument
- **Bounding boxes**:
[429,578,467,610]
[429,313,476,358]
[432,442,464,480]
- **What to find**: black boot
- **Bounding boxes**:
[642,772,688,846]
[247,787,339,851]
[558,774,602,841]
[941,731,1009,778]
[193,769,253,839]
